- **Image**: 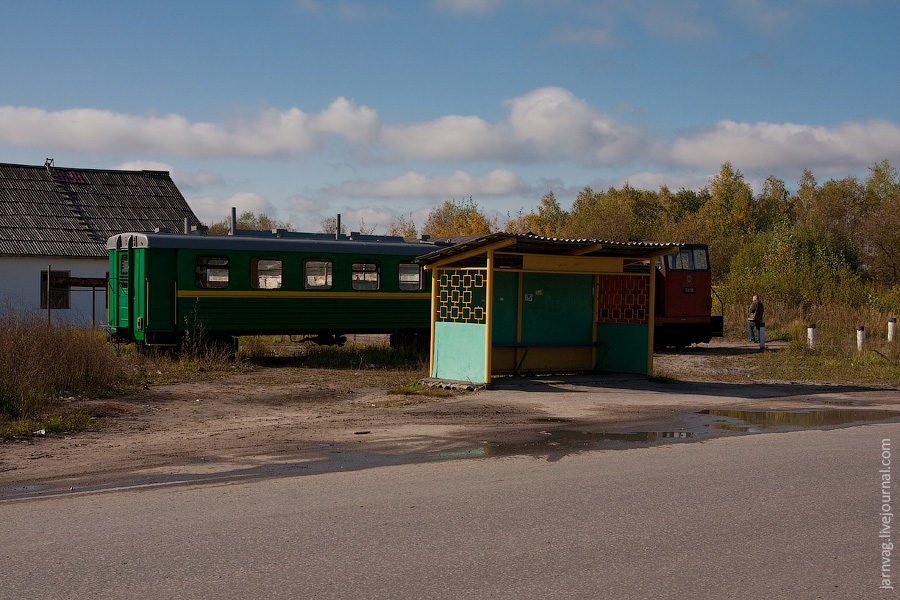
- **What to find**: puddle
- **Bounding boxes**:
[698,408,900,432]
[7,409,899,502]
[433,430,695,459]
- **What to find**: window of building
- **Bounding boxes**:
[351,261,380,290]
[252,258,282,289]
[398,263,422,291]
[40,270,70,309]
[196,256,230,288]
[304,259,333,289]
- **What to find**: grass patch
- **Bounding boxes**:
[648,370,680,384]
[387,381,455,397]
[299,342,428,371]
[0,412,98,440]
[748,344,900,386]
[720,301,900,386]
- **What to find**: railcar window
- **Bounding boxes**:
[252,258,282,289]
[196,256,230,289]
[399,263,422,291]
[119,254,129,289]
[304,260,333,289]
[351,261,380,290]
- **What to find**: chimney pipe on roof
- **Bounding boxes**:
[230,207,237,235]
[335,214,341,240]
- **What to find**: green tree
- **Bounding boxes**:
[320,216,347,235]
[859,160,900,284]
[660,186,709,224]
[207,210,291,234]
[422,197,497,237]
[700,162,756,237]
[757,175,794,229]
[864,159,899,208]
[724,224,863,307]
[387,213,418,238]
[504,191,568,237]
[565,185,662,241]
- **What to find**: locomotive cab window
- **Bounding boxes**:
[304,259,333,289]
[692,247,709,270]
[252,258,282,289]
[351,261,380,290]
[196,256,230,288]
[398,263,422,291]
[662,247,709,272]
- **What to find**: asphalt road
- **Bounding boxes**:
[2,422,895,600]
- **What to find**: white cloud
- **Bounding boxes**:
[313,97,380,142]
[329,169,528,198]
[2,87,898,177]
[0,102,367,158]
[113,160,223,190]
[505,87,647,162]
[612,171,710,192]
[670,119,900,170]
[186,192,276,226]
[381,116,509,161]
[431,0,505,15]
[551,26,618,47]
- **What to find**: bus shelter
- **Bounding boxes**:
[416,233,679,386]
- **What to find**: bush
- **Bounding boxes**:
[0,313,136,419]
[722,225,865,307]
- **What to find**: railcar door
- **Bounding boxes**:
[115,251,132,330]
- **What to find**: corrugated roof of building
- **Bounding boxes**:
[0,162,201,258]
[416,232,681,268]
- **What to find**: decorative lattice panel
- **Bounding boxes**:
[437,269,487,324]
[597,275,649,324]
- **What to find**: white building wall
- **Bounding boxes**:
[0,256,109,327]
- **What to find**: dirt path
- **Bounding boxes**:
[2,340,898,497]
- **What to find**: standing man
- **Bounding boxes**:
[748,294,764,343]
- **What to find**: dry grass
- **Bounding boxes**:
[723,301,900,385]
[0,313,138,420]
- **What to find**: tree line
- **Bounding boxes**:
[211,159,900,311]
[407,160,900,310]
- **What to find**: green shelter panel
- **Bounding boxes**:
[520,273,593,344]
[595,322,649,374]
[491,271,519,345]
[432,321,487,383]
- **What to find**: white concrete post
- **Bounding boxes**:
[758,322,766,350]
[889,318,896,343]
[807,323,816,349]
[857,326,865,352]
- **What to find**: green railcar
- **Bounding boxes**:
[107,230,449,350]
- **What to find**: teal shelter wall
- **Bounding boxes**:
[490,272,595,344]
[491,272,519,344]
[595,322,649,374]
[520,273,593,344]
[432,321,487,382]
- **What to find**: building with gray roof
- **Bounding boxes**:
[0,160,200,326]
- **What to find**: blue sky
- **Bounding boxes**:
[1,0,898,233]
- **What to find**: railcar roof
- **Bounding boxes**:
[107,231,452,256]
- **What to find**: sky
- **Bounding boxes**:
[1,0,898,234]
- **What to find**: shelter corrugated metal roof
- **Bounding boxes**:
[0,162,200,258]
[416,232,681,268]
